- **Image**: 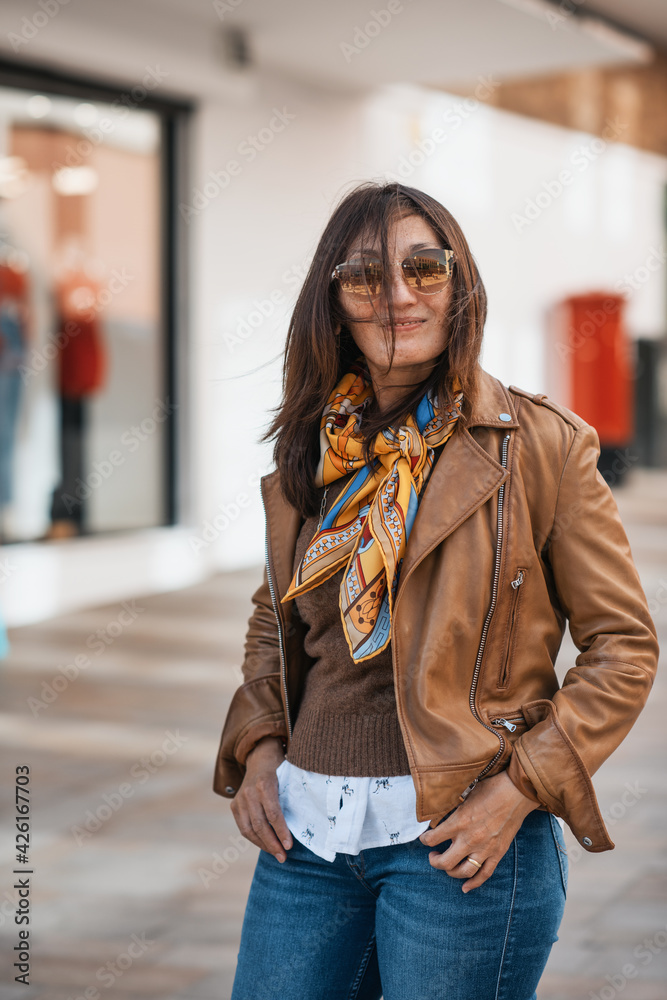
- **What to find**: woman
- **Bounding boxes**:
[213,181,659,999]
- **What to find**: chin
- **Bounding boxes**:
[391,346,443,367]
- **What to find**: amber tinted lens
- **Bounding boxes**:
[334,256,382,297]
[402,250,452,293]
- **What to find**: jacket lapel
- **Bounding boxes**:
[396,367,519,598]
[396,426,508,596]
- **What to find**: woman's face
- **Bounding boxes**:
[337,213,453,377]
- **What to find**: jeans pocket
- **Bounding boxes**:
[548,813,568,896]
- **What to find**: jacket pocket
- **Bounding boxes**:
[498,567,528,688]
[488,712,529,755]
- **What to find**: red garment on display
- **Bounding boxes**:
[55,273,107,398]
[57,314,106,397]
[0,261,28,300]
[0,262,29,367]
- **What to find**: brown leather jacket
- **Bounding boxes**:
[213,367,659,853]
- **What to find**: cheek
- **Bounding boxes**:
[433,315,451,349]
[345,311,386,349]
[420,304,451,352]
[344,300,377,325]
[349,326,391,363]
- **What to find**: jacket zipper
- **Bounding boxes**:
[260,489,292,742]
[490,714,525,732]
[459,431,512,801]
[498,568,526,687]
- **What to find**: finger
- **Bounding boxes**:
[261,786,293,851]
[254,772,291,846]
[430,851,483,879]
[429,838,479,873]
[462,859,497,893]
[247,799,288,861]
[449,856,486,880]
[231,801,265,853]
[420,809,462,845]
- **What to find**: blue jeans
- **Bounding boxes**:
[231,808,568,1000]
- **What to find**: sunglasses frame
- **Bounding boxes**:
[331,248,455,298]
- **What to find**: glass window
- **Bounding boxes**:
[0,84,171,543]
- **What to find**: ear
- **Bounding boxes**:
[334,322,342,336]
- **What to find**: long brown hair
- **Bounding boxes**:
[263,181,487,516]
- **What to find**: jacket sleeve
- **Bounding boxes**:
[212,566,288,798]
[506,421,659,851]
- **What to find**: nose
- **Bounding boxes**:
[383,261,420,305]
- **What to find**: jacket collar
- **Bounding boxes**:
[261,367,517,604]
[465,365,519,429]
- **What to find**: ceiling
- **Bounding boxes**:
[136,0,666,94]
[1,0,664,104]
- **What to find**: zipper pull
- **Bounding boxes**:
[510,570,524,590]
[458,778,479,802]
[491,717,517,732]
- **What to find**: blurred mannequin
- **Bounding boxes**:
[47,237,107,538]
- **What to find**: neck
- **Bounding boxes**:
[365,360,438,416]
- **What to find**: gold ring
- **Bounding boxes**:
[466,856,483,870]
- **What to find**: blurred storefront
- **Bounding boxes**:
[0,57,193,624]
[0,86,167,543]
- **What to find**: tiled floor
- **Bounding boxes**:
[0,468,666,999]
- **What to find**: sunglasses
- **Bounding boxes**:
[331,249,455,299]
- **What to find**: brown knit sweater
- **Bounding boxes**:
[285,446,444,777]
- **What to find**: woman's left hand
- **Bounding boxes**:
[419,770,541,893]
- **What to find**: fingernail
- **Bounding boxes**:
[277,853,286,863]
[282,839,291,850]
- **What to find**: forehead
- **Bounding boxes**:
[349,212,441,252]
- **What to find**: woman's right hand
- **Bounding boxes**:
[230,736,293,862]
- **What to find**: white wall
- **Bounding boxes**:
[0,0,665,623]
[196,81,667,571]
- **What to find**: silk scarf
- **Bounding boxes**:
[281,360,463,662]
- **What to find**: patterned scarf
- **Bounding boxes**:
[281,360,463,662]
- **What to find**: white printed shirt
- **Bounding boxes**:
[276,758,565,862]
[276,758,431,862]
